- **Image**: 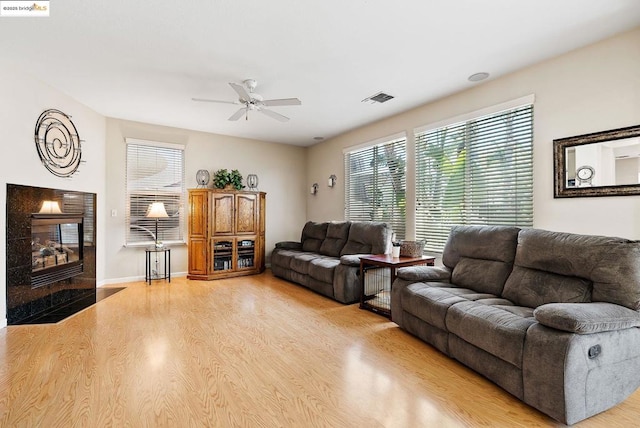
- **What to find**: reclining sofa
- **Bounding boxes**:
[391,225,640,425]
[271,221,392,303]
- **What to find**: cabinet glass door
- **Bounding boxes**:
[236,238,255,269]
[212,239,234,271]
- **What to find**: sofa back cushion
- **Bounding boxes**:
[502,228,640,310]
[301,221,328,253]
[502,266,592,308]
[319,222,351,257]
[443,225,520,295]
[340,221,392,256]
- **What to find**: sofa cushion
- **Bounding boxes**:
[512,228,640,311]
[446,300,536,368]
[451,257,514,295]
[309,257,340,284]
[442,226,519,296]
[442,225,520,268]
[502,266,592,308]
[340,221,391,256]
[401,282,468,330]
[301,221,328,253]
[534,302,640,334]
[290,253,318,275]
[319,222,350,257]
[270,249,297,268]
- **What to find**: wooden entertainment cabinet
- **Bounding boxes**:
[187,189,266,280]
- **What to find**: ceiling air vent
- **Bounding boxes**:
[362,92,394,104]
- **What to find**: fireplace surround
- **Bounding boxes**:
[6,184,96,324]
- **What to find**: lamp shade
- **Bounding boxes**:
[146,202,169,218]
[39,200,62,214]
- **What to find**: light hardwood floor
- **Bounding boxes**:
[1,271,639,427]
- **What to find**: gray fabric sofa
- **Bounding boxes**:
[391,225,640,425]
[271,221,392,303]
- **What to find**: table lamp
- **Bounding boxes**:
[146,202,168,248]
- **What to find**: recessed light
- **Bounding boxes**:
[468,72,490,82]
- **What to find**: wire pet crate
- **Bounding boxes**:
[363,267,392,313]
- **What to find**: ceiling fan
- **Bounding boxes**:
[192,79,301,122]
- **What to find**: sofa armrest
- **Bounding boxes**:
[396,265,451,282]
[275,241,302,250]
[339,254,366,267]
[534,302,640,334]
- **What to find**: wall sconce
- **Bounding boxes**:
[39,200,62,214]
[328,174,337,188]
[310,183,319,195]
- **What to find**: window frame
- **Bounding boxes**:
[414,95,534,253]
[125,138,186,247]
[344,132,407,239]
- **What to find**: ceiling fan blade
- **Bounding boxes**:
[229,82,251,103]
[260,108,289,122]
[192,97,238,105]
[228,108,246,121]
[262,98,302,107]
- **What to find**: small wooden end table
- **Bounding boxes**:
[359,254,435,319]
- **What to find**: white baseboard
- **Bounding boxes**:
[1,318,7,329]
[98,272,187,286]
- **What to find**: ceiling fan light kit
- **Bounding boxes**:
[193,79,301,122]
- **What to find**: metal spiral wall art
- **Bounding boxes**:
[34,109,83,178]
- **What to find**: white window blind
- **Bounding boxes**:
[125,139,185,245]
[415,104,533,253]
[344,136,406,239]
[61,192,95,245]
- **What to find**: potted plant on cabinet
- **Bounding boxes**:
[213,169,245,190]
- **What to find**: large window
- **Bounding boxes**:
[344,135,406,238]
[125,139,185,245]
[415,104,533,252]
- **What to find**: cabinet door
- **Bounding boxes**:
[236,236,256,270]
[211,238,235,272]
[188,238,207,275]
[235,193,258,234]
[212,193,234,235]
[189,191,208,238]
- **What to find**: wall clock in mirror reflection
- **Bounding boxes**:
[576,165,595,186]
[34,109,82,178]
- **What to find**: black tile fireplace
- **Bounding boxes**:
[6,184,97,325]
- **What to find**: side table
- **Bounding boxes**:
[145,247,171,285]
[359,254,435,319]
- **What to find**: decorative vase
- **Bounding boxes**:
[196,169,210,188]
[247,174,259,190]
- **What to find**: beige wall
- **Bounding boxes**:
[0,61,107,327]
[307,26,640,240]
[104,119,307,283]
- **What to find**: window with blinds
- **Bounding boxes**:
[344,136,406,239]
[415,104,533,253]
[125,139,185,245]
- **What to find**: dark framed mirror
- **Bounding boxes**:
[554,124,640,198]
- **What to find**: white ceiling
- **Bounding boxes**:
[2,0,640,146]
